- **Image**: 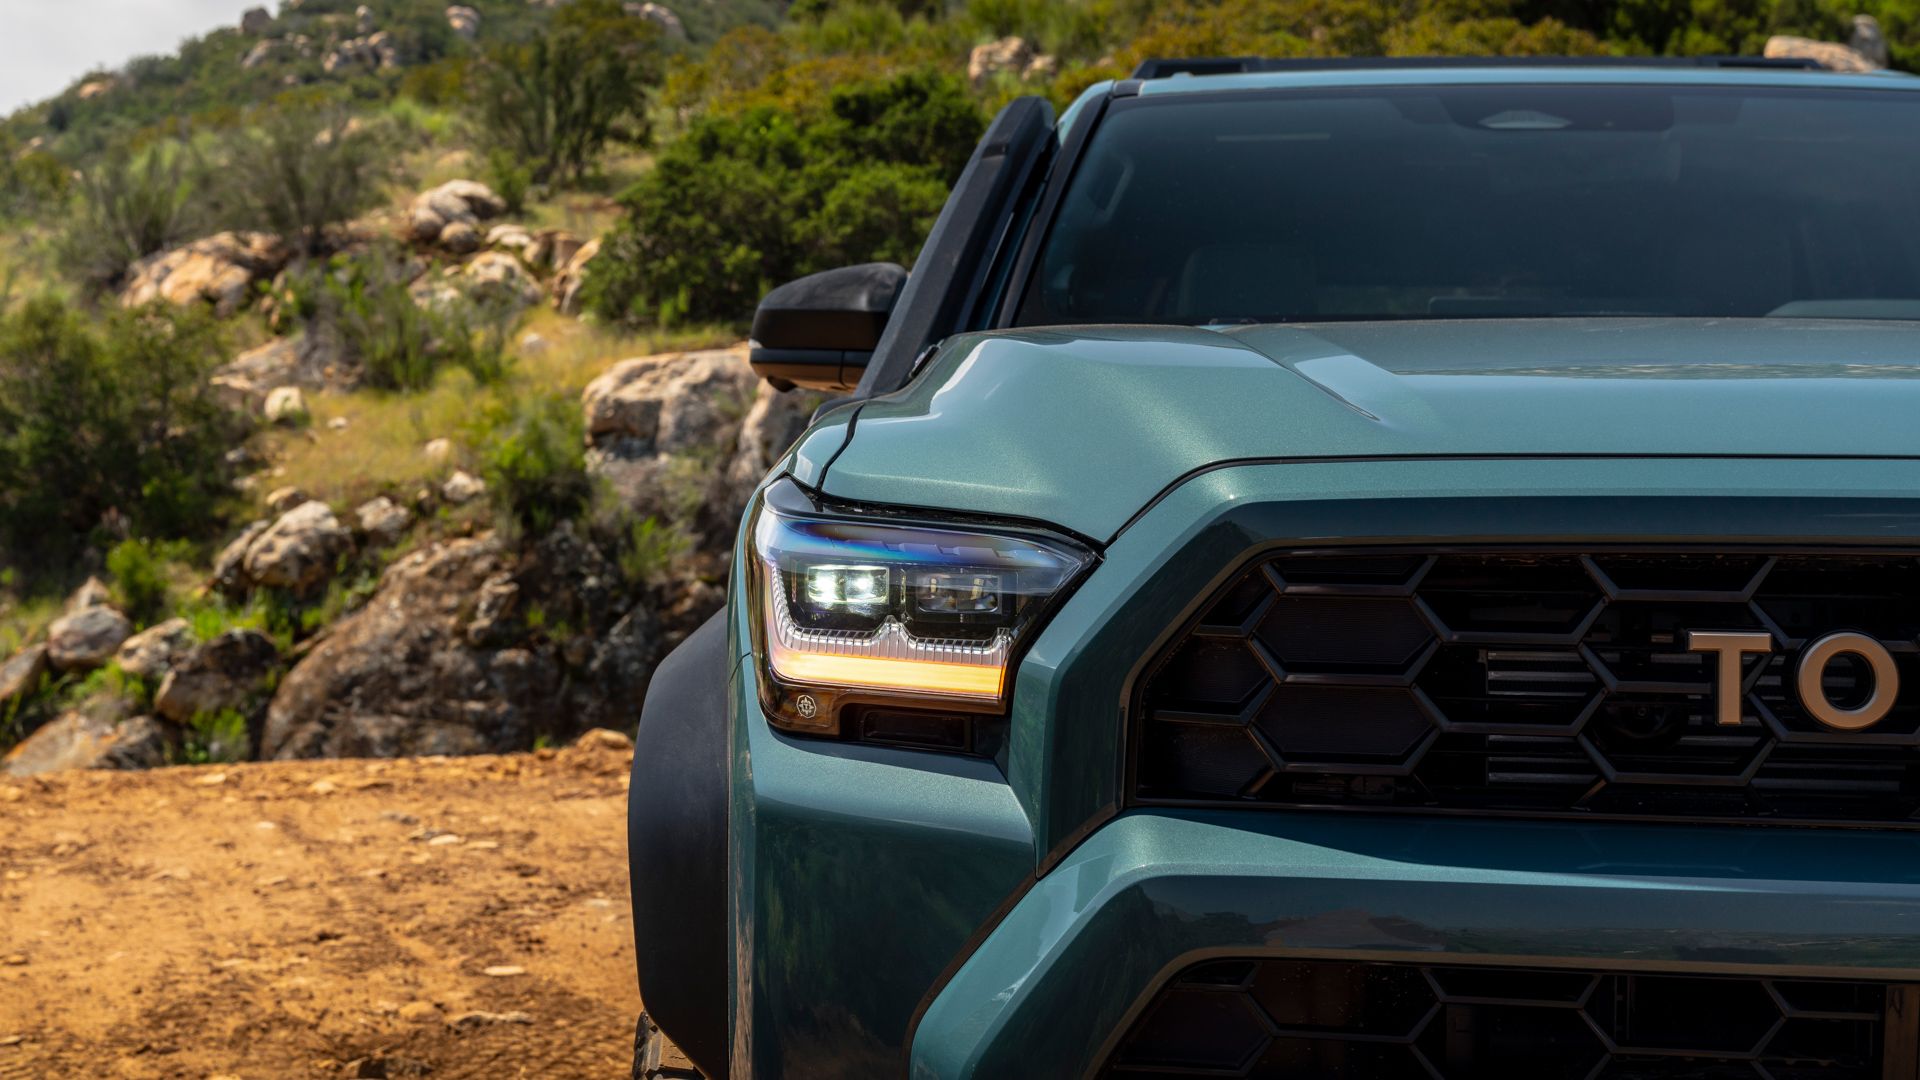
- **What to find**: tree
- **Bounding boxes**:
[60,141,200,288]
[472,0,665,187]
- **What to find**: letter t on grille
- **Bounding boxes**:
[1687,630,1774,727]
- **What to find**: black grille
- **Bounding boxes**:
[1133,550,1920,825]
[1103,958,1909,1079]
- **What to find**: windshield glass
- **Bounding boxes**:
[1014,83,1920,325]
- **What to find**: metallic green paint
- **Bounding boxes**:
[823,320,1920,541]
[908,809,1920,1078]
[1129,65,1920,97]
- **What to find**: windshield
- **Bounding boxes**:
[1014,83,1920,325]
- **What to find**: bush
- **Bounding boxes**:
[213,103,384,255]
[471,0,665,186]
[588,68,986,326]
[0,297,243,568]
[472,393,593,535]
[289,250,518,392]
[106,538,190,625]
[60,141,201,288]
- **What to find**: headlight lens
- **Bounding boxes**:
[748,481,1093,742]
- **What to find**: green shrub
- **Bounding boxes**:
[618,515,694,589]
[182,707,251,765]
[106,538,190,624]
[472,393,594,535]
[471,0,665,186]
[588,68,986,326]
[0,298,242,568]
[212,103,385,255]
[59,141,201,288]
[290,250,517,392]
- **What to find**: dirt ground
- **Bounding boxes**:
[0,734,693,1079]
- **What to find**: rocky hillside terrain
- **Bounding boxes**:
[0,734,698,1079]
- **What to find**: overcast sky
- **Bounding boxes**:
[0,0,244,112]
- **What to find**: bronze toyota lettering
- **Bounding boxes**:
[1687,629,1901,731]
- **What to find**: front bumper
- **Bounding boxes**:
[909,810,1920,1076]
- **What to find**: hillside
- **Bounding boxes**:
[0,0,1914,783]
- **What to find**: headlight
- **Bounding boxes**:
[747,479,1094,750]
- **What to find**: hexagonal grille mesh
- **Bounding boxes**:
[1103,959,1906,1079]
[1133,550,1920,824]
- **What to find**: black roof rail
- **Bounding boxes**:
[1129,55,1827,79]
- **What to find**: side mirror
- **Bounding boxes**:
[750,263,907,392]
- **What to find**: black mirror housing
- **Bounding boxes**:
[750,263,907,391]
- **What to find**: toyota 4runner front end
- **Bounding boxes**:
[630,58,1920,1079]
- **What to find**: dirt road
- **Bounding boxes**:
[0,734,686,1079]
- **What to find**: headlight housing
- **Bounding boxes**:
[747,479,1094,752]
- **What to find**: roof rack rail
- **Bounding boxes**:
[1129,55,1826,79]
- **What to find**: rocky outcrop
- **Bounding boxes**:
[1763,33,1881,71]
[324,31,397,73]
[355,496,413,547]
[0,646,48,710]
[723,382,824,522]
[624,2,686,40]
[46,605,133,673]
[530,229,585,275]
[460,252,543,307]
[1,713,170,777]
[240,6,273,35]
[968,36,1054,86]
[550,238,600,315]
[121,232,291,318]
[115,618,195,682]
[155,631,280,725]
[242,501,352,593]
[446,5,481,39]
[212,521,272,596]
[210,332,350,414]
[407,180,509,250]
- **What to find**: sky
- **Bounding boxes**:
[0,0,244,112]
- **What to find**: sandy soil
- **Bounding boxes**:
[0,735,691,1079]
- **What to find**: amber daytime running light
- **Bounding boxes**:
[748,484,1092,737]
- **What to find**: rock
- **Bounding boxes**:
[67,577,113,613]
[623,2,686,40]
[240,6,272,34]
[519,331,548,354]
[397,1001,440,1023]
[460,252,542,307]
[212,521,272,595]
[423,437,454,462]
[442,470,486,504]
[329,417,350,431]
[1763,34,1879,72]
[582,345,758,523]
[1024,53,1057,81]
[439,221,482,255]
[263,536,561,758]
[464,573,520,647]
[722,382,823,522]
[355,497,413,546]
[242,501,352,593]
[969,36,1034,87]
[210,333,347,413]
[0,714,171,777]
[154,631,279,724]
[115,619,195,681]
[577,727,632,751]
[0,646,48,709]
[445,4,481,39]
[486,223,533,254]
[265,486,308,516]
[528,229,584,273]
[76,78,116,101]
[241,39,278,69]
[450,1010,533,1028]
[121,232,290,318]
[46,606,133,673]
[356,4,376,34]
[550,238,600,315]
[482,965,525,977]
[1852,15,1890,68]
[407,180,509,248]
[264,386,309,425]
[323,31,398,74]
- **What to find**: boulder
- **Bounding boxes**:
[323,31,398,74]
[442,470,487,504]
[460,252,542,307]
[241,39,278,69]
[722,383,824,522]
[446,4,481,39]
[241,501,352,593]
[212,520,272,596]
[46,606,133,673]
[76,78,117,101]
[582,345,759,525]
[407,180,509,249]
[265,486,308,516]
[1852,15,1890,68]
[262,536,562,758]
[122,232,291,318]
[210,333,348,412]
[1763,34,1879,71]
[551,238,600,315]
[264,386,309,425]
[968,36,1034,87]
[240,6,273,34]
[355,496,413,546]
[356,3,376,34]
[154,630,279,725]
[115,618,195,682]
[67,576,113,613]
[0,645,48,709]
[623,2,687,40]
[528,229,584,273]
[1,713,171,777]
[486,223,534,255]
[440,221,483,255]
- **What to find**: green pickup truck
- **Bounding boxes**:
[629,56,1920,1079]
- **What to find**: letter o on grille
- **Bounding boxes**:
[1797,632,1900,732]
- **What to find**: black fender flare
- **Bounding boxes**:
[629,612,730,1078]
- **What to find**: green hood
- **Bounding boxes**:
[818,318,1920,542]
